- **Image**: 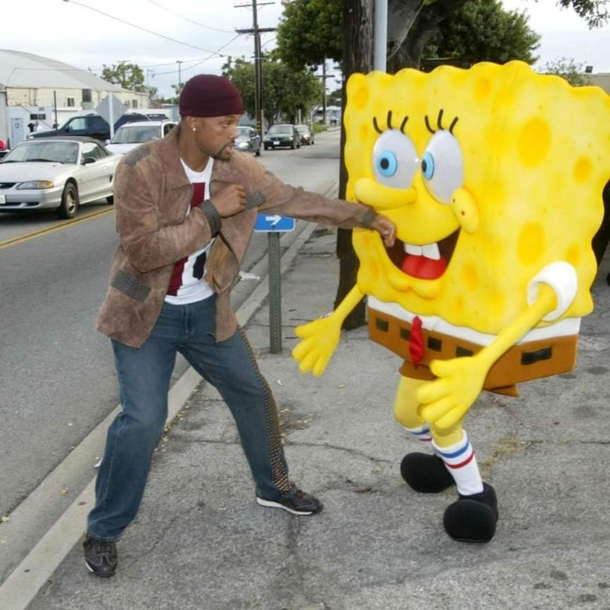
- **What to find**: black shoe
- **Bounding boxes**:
[400,452,456,493]
[83,533,118,578]
[257,489,324,515]
[443,483,499,543]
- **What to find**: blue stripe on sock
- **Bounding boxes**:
[437,441,470,460]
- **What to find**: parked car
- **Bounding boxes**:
[295,124,315,146]
[106,120,177,155]
[28,112,150,143]
[263,124,301,150]
[235,126,261,156]
[0,137,119,219]
[0,139,9,160]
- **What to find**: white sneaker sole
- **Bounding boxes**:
[256,497,314,516]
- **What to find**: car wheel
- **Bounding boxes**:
[106,195,114,205]
[57,182,79,219]
[291,141,295,149]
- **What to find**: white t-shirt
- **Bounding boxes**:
[164,158,216,305]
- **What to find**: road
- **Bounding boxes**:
[0,129,340,518]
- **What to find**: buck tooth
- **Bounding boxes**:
[422,243,441,260]
[404,244,423,256]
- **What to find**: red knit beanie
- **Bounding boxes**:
[179,74,244,118]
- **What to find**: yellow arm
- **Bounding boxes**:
[292,285,365,376]
[418,284,558,430]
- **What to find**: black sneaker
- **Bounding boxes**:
[83,533,118,578]
[257,489,324,515]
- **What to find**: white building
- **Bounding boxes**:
[0,49,149,147]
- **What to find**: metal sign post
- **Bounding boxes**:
[254,214,297,353]
[267,232,282,353]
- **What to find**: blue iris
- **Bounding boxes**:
[421,152,435,180]
[377,151,397,177]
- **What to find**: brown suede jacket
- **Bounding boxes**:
[96,125,377,348]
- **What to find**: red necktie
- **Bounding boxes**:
[409,316,425,368]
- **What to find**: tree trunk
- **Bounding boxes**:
[334,0,374,330]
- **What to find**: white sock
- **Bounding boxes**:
[404,423,432,444]
[432,432,484,496]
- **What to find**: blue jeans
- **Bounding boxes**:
[88,296,294,541]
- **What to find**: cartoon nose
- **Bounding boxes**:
[354,178,416,211]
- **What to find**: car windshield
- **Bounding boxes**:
[2,141,78,164]
[296,125,309,133]
[112,125,160,144]
[237,127,250,137]
[268,125,292,134]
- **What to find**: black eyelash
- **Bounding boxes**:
[424,109,459,135]
[372,113,409,134]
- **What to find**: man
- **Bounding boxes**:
[84,74,395,578]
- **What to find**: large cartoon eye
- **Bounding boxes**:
[421,131,464,204]
[372,130,419,189]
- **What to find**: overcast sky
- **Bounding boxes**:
[1,0,608,97]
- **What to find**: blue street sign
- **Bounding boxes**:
[254,214,296,232]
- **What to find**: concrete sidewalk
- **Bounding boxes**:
[28,228,610,610]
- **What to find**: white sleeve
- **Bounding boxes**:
[527,262,578,322]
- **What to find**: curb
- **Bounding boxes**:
[0,182,338,610]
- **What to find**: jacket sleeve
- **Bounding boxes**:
[114,162,219,273]
[248,158,376,229]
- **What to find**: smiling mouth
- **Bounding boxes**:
[385,230,460,280]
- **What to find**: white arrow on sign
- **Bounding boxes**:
[265,215,282,227]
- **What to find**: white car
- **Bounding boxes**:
[106,120,177,155]
[0,137,119,219]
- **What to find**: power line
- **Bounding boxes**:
[153,34,243,76]
[61,0,234,55]
[145,0,235,34]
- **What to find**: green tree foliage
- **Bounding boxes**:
[277,0,606,72]
[276,0,343,70]
[429,0,540,64]
[101,62,146,92]
[222,57,323,126]
[540,57,592,86]
[554,0,609,27]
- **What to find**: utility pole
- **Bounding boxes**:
[176,60,183,94]
[236,1,275,140]
[315,59,335,126]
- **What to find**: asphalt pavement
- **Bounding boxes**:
[20,223,610,610]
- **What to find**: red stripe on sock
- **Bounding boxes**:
[444,451,475,470]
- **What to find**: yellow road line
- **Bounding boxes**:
[0,207,114,251]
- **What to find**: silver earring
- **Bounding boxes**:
[192,127,197,132]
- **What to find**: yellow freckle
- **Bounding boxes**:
[453,296,464,313]
[566,244,581,267]
[518,223,546,265]
[462,264,479,290]
[360,124,370,141]
[573,157,593,184]
[353,87,369,110]
[518,119,551,167]
[474,78,491,102]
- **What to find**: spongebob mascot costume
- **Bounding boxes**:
[292,61,610,542]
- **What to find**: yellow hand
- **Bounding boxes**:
[291,285,365,377]
[417,355,489,431]
[292,316,343,377]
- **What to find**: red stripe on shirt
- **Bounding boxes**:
[167,183,206,296]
